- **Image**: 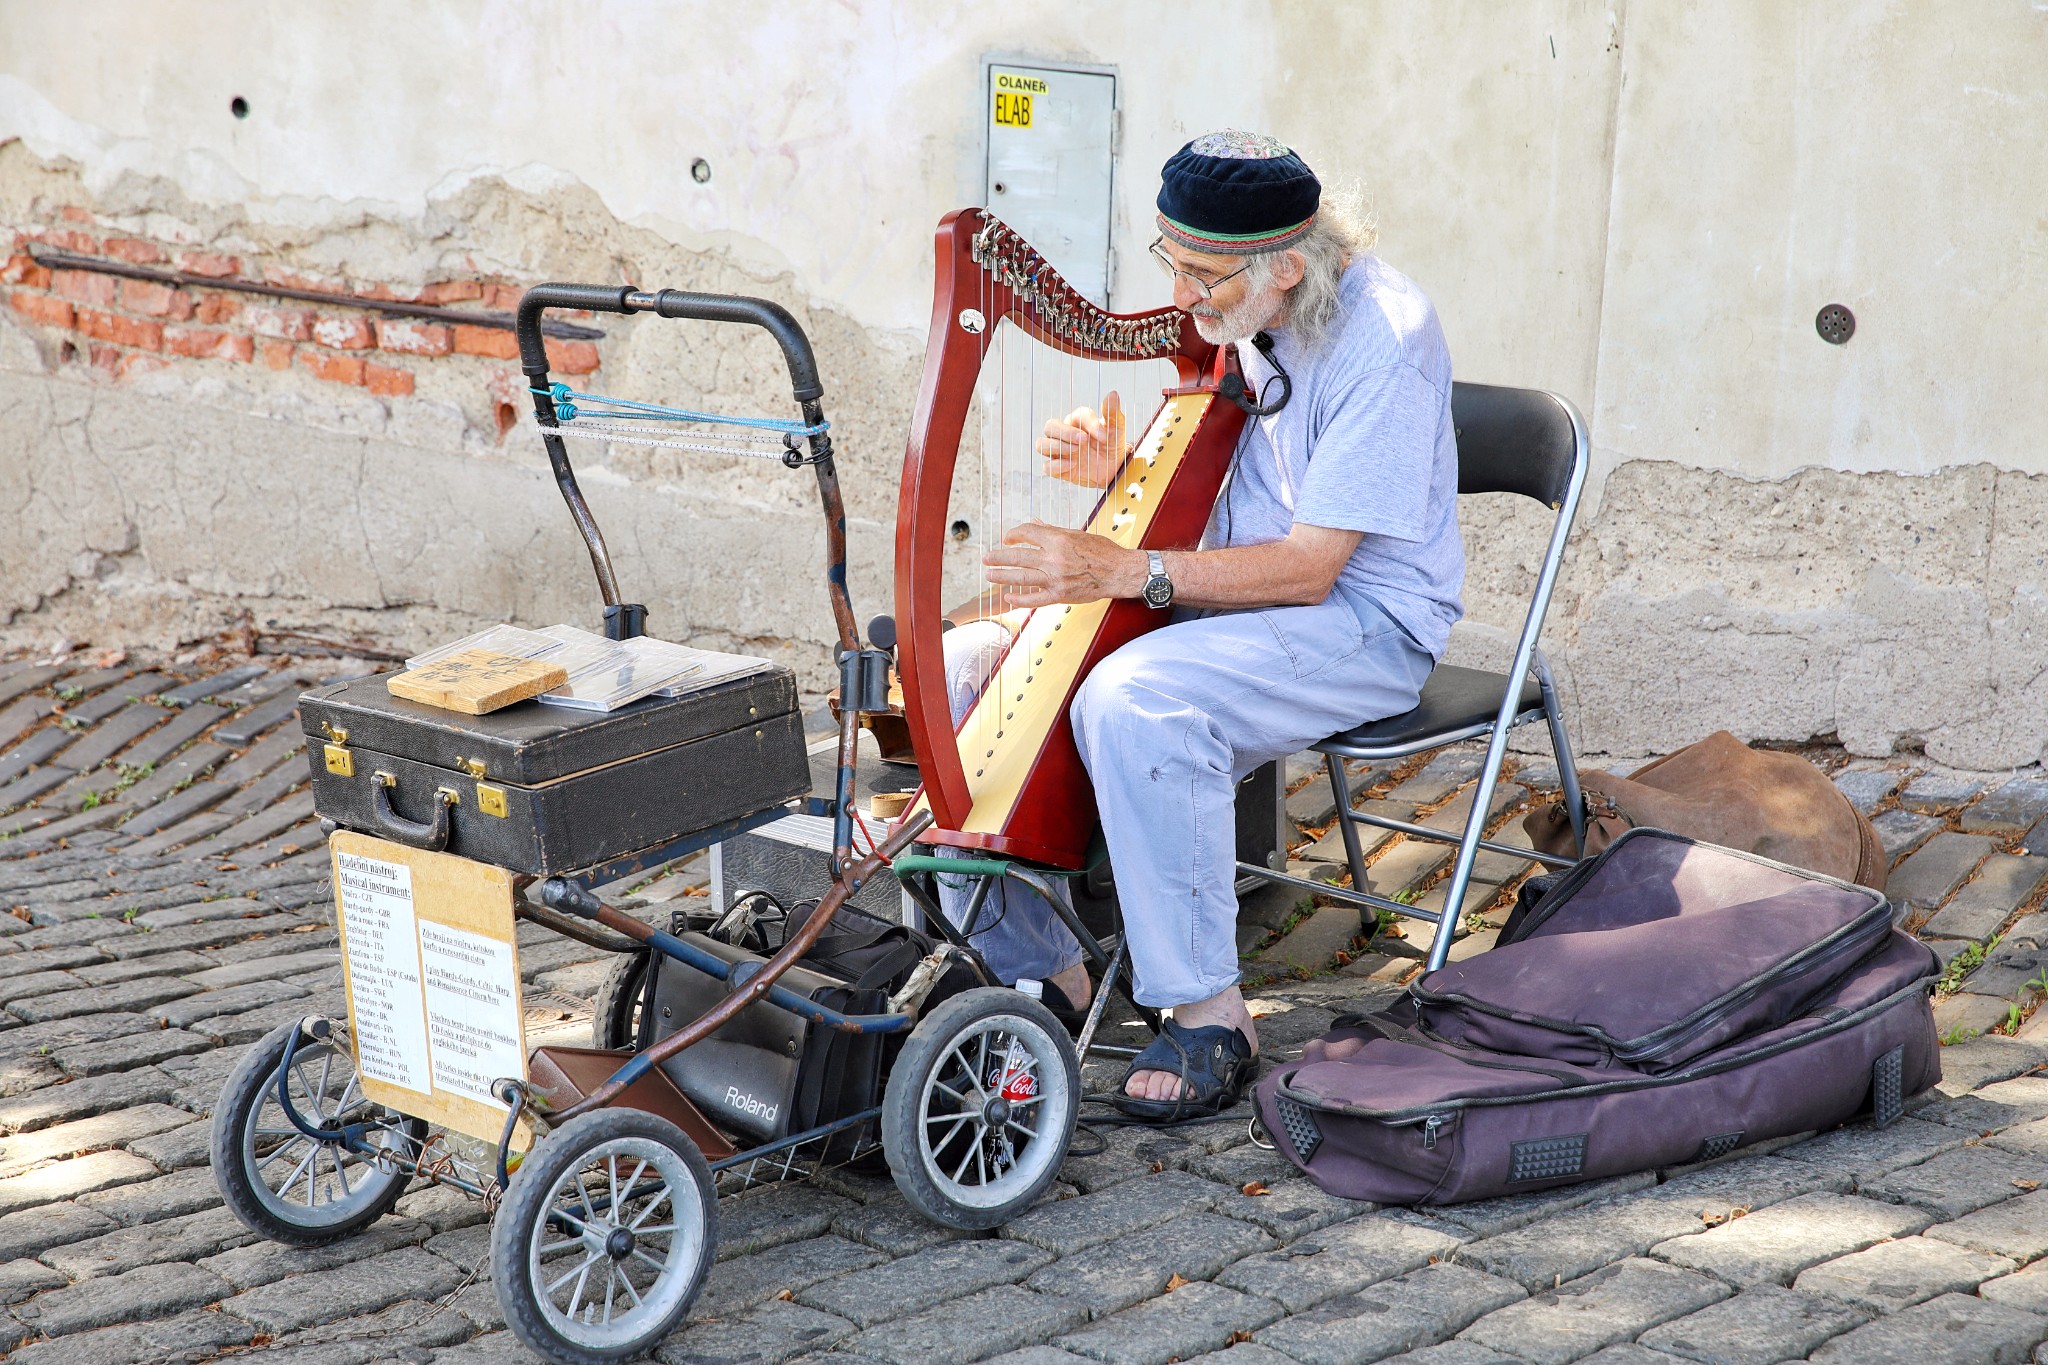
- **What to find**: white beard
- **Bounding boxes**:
[1191,284,1284,345]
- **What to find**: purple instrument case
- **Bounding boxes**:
[1255,829,1941,1205]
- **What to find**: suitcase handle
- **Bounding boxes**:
[368,772,454,852]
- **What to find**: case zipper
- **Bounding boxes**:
[1422,1114,1444,1149]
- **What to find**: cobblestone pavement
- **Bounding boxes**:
[2,652,2048,1365]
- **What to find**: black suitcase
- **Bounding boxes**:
[300,666,810,875]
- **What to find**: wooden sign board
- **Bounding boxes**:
[330,830,534,1146]
[386,649,568,715]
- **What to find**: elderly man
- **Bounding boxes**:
[961,130,1463,1119]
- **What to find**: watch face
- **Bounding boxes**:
[1143,575,1173,609]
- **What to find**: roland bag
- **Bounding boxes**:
[1254,829,1940,1205]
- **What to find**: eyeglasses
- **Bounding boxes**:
[1148,237,1252,300]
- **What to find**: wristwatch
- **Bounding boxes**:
[1141,550,1174,609]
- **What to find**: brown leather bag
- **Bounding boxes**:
[1524,731,1887,891]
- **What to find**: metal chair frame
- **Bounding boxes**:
[1236,382,1593,972]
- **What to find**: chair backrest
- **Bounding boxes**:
[1450,380,1580,507]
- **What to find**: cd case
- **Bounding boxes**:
[406,624,770,713]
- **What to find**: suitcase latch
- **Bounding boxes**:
[476,783,509,818]
[459,757,487,778]
[323,743,354,778]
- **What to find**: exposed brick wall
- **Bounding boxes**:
[2,207,600,410]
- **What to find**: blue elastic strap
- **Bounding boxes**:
[531,383,827,436]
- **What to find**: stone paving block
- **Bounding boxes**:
[1636,1284,1869,1365]
[1924,1189,2048,1262]
[829,1195,975,1255]
[1260,904,1367,973]
[134,894,273,929]
[1793,1232,2017,1314]
[0,1054,59,1099]
[0,1098,187,1178]
[122,1118,212,1170]
[12,1259,229,1337]
[1212,1175,1376,1240]
[1027,1212,1276,1318]
[1456,1258,1728,1365]
[50,1026,211,1077]
[198,1217,431,1290]
[1980,1261,2048,1313]
[1937,991,2023,1042]
[1834,767,1908,815]
[1771,1115,1966,1183]
[0,1148,158,1217]
[1387,752,1484,807]
[7,976,201,1023]
[1251,1261,1525,1365]
[1966,779,2048,837]
[1653,1151,1853,1206]
[983,1349,1105,1365]
[841,1285,1085,1365]
[77,1166,223,1225]
[1573,1349,1689,1365]
[67,950,214,986]
[1861,1142,2048,1217]
[1216,1213,1461,1312]
[6,1304,255,1365]
[1969,939,2048,1000]
[1053,1280,1283,1365]
[661,1297,853,1365]
[94,912,306,958]
[39,1205,261,1280]
[1870,808,1943,863]
[393,1184,490,1235]
[1456,1191,1713,1293]
[798,1236,1053,1327]
[1808,1290,2045,1364]
[147,976,308,1028]
[1934,1034,2048,1095]
[421,1222,489,1273]
[0,1200,116,1260]
[1900,770,1988,815]
[1889,832,2001,915]
[276,1295,478,1353]
[1379,1347,1533,1365]
[1418,1174,1656,1240]
[1185,1143,1302,1191]
[716,1184,859,1261]
[1924,855,2048,943]
[0,1256,65,1304]
[696,1234,887,1322]
[1059,1126,1196,1195]
[1650,1192,1932,1286]
[0,970,84,1007]
[1003,1171,1227,1255]
[218,1244,462,1334]
[1991,1116,2048,1156]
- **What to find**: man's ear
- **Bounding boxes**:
[1273,249,1307,290]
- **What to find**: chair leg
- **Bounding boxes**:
[1533,650,1586,858]
[1323,754,1374,932]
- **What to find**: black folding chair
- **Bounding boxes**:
[1237,381,1591,972]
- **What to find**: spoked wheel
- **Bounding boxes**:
[882,986,1079,1230]
[210,1020,426,1246]
[493,1108,717,1365]
[591,948,654,1050]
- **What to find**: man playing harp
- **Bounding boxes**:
[975,131,1464,1120]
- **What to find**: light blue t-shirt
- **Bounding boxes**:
[1201,254,1464,659]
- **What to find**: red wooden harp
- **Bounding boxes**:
[892,210,1248,868]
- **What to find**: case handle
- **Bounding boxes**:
[368,772,454,852]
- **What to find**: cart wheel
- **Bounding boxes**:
[493,1107,717,1365]
[210,1020,426,1247]
[591,949,653,1050]
[882,986,1078,1231]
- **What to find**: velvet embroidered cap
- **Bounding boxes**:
[1156,130,1321,255]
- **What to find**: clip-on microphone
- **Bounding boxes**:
[1218,331,1292,417]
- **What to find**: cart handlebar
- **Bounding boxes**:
[515,284,824,402]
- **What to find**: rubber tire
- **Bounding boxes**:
[493,1107,718,1365]
[210,1021,424,1247]
[882,986,1079,1231]
[591,949,654,1050]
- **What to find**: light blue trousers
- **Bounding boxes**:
[942,593,1433,1009]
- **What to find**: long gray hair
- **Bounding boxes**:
[1246,187,1374,350]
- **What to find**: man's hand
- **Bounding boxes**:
[982,521,1145,608]
[1036,391,1126,488]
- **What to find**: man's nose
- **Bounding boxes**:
[1171,273,1204,311]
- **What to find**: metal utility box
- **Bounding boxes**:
[983,57,1117,303]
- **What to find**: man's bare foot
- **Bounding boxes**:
[1046,960,1092,1013]
[1124,986,1260,1103]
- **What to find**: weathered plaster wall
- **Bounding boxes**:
[1,1,2044,768]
